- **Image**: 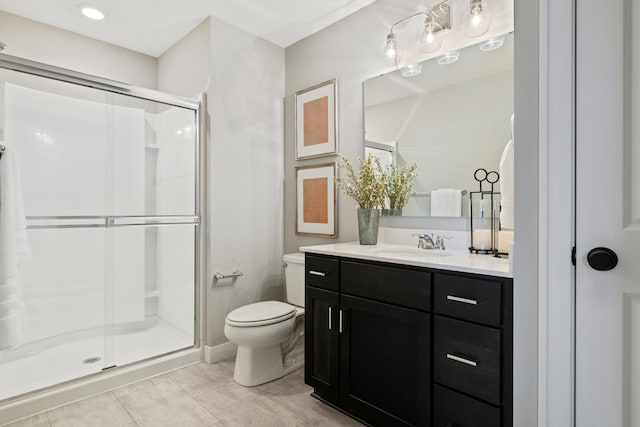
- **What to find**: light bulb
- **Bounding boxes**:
[418,19,443,54]
[462,0,491,38]
[382,32,400,67]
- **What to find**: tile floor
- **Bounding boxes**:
[5,359,363,427]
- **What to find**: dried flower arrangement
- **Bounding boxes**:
[335,154,385,209]
[380,162,418,211]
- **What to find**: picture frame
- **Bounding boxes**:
[294,79,338,160]
[295,163,337,237]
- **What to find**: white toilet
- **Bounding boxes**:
[224,252,305,387]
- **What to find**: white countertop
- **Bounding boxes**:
[299,242,512,278]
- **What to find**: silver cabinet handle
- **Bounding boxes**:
[446,353,477,367]
[446,295,478,305]
[309,270,326,277]
[339,310,344,333]
[328,307,333,330]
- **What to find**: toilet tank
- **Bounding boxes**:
[283,253,305,307]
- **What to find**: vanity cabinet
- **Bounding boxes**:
[304,252,513,427]
[305,255,430,426]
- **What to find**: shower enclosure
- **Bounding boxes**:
[0,55,202,401]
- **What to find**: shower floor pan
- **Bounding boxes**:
[0,319,192,401]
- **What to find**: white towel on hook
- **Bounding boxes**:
[430,188,462,217]
[0,146,31,350]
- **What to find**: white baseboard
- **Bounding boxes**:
[204,341,237,364]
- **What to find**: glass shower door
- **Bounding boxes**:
[104,94,197,368]
[0,66,199,401]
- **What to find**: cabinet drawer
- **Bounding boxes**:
[434,274,501,327]
[434,316,501,405]
[305,255,339,291]
[341,260,431,311]
[433,385,501,427]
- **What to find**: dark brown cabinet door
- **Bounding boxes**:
[339,295,430,427]
[304,286,339,402]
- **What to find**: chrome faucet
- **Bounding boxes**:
[414,233,451,250]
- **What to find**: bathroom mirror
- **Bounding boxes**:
[364,33,514,217]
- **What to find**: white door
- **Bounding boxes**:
[576,0,640,425]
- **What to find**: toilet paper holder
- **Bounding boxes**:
[214,270,244,281]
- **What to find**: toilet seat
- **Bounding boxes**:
[226,301,296,327]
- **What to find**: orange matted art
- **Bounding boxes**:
[295,79,337,160]
[295,163,336,237]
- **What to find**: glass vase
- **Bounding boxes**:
[358,208,380,245]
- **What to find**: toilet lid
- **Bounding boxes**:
[226,301,296,327]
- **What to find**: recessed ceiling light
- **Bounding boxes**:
[80,5,105,20]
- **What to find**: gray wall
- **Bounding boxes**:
[206,17,285,346]
[0,11,157,88]
[283,0,514,253]
[158,19,211,98]
[158,17,286,347]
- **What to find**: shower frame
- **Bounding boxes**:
[0,53,207,416]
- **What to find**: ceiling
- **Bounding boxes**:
[0,0,376,57]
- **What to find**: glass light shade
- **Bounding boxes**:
[382,32,400,67]
[418,20,443,54]
[479,35,505,51]
[401,63,422,77]
[462,0,492,38]
[437,51,459,65]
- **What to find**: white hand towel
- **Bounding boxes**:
[0,147,30,350]
[430,188,462,217]
[499,139,514,229]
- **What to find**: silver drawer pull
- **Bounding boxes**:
[446,353,477,367]
[339,310,344,333]
[309,270,326,277]
[328,307,333,330]
[446,295,478,305]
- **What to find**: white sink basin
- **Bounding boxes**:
[370,248,453,258]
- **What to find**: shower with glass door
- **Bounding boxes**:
[0,56,202,401]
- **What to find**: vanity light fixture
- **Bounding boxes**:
[461,0,492,38]
[479,34,505,51]
[436,51,459,65]
[80,4,105,20]
[382,0,451,66]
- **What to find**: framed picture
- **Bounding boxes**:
[295,163,337,237]
[294,79,338,160]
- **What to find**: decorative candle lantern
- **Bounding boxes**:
[469,168,500,255]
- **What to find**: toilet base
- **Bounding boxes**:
[233,345,302,387]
